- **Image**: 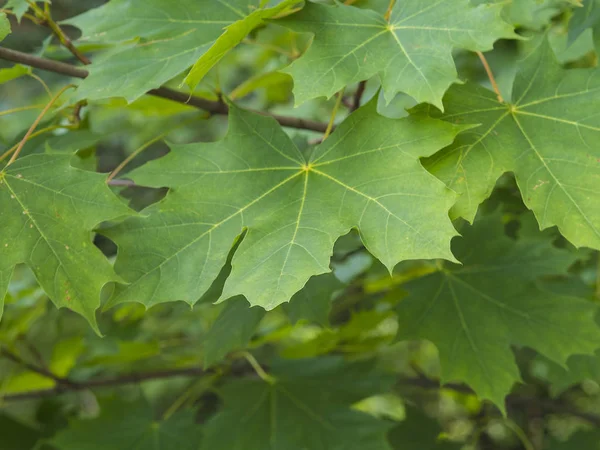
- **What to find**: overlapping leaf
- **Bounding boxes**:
[0,155,131,331]
[476,0,579,30]
[396,213,600,407]
[65,0,299,103]
[103,101,462,311]
[50,398,202,450]
[201,357,394,450]
[388,407,460,450]
[418,39,600,250]
[569,0,600,46]
[279,0,516,109]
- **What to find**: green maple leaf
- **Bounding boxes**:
[50,398,202,450]
[103,100,462,311]
[418,39,600,250]
[396,213,600,407]
[65,0,294,103]
[3,0,47,22]
[0,154,132,332]
[278,0,516,109]
[0,12,10,41]
[537,350,600,395]
[201,357,394,450]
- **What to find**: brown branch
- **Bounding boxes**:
[0,47,328,133]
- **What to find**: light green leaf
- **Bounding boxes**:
[203,297,265,368]
[477,0,579,30]
[283,273,343,326]
[103,100,461,311]
[279,0,516,109]
[419,39,600,250]
[0,13,10,42]
[66,0,282,103]
[388,407,460,450]
[396,213,600,408]
[201,357,394,450]
[0,154,132,332]
[183,0,301,90]
[50,398,202,450]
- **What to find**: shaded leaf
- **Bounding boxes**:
[203,297,265,368]
[388,407,460,450]
[201,357,394,450]
[50,398,202,450]
[284,273,343,326]
[396,213,600,407]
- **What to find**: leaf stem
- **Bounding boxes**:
[596,252,600,300]
[236,351,276,385]
[27,72,52,98]
[5,84,75,167]
[324,88,345,140]
[476,51,504,103]
[384,0,396,21]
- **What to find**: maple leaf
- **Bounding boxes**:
[50,398,202,450]
[0,12,10,41]
[201,357,394,450]
[418,39,600,250]
[396,213,600,407]
[279,0,516,109]
[103,100,462,311]
[0,154,132,332]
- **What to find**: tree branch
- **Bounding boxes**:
[0,347,75,387]
[0,47,329,133]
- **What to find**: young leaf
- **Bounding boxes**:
[103,101,462,311]
[183,0,301,90]
[201,357,394,450]
[279,0,516,109]
[419,39,600,250]
[396,213,600,408]
[65,0,284,103]
[0,154,132,332]
[50,398,202,450]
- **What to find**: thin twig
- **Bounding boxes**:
[6,84,75,166]
[476,51,504,103]
[236,351,276,385]
[0,47,329,133]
